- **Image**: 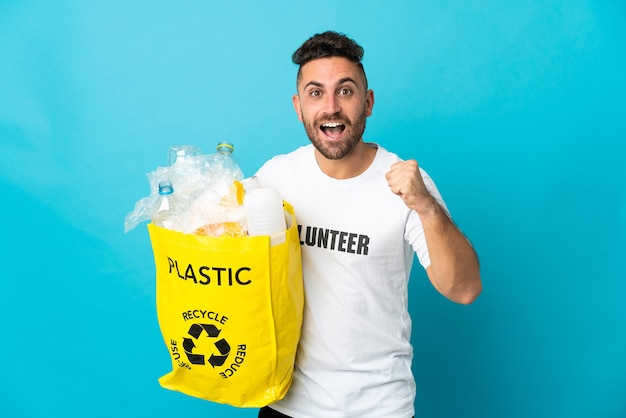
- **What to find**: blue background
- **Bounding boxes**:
[1,1,625,417]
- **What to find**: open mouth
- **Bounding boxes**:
[320,122,346,139]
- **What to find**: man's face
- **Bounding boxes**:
[293,57,374,160]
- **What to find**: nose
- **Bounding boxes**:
[322,94,341,115]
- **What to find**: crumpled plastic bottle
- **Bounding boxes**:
[211,141,243,181]
[124,142,246,235]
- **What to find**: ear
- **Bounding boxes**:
[365,89,374,117]
[292,94,303,122]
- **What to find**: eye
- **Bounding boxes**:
[309,90,322,98]
[338,88,353,96]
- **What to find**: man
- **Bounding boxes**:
[255,31,481,418]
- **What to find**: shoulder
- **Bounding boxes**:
[374,143,435,178]
[371,143,403,166]
[254,144,313,186]
[258,145,312,170]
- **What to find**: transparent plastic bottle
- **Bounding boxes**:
[152,180,187,230]
[167,145,201,166]
[214,141,244,180]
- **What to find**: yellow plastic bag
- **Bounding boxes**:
[147,202,303,407]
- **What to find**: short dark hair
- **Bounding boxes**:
[292,31,368,88]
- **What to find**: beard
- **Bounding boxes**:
[301,109,368,160]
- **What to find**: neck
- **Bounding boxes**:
[315,141,377,179]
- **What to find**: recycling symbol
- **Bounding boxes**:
[182,323,230,367]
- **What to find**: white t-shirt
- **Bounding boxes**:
[255,144,447,418]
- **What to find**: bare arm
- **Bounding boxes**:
[386,160,482,304]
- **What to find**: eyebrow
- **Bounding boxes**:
[303,77,359,90]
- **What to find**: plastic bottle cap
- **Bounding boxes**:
[217,142,234,154]
[158,181,174,195]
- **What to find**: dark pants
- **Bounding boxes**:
[258,407,291,418]
[258,406,414,418]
